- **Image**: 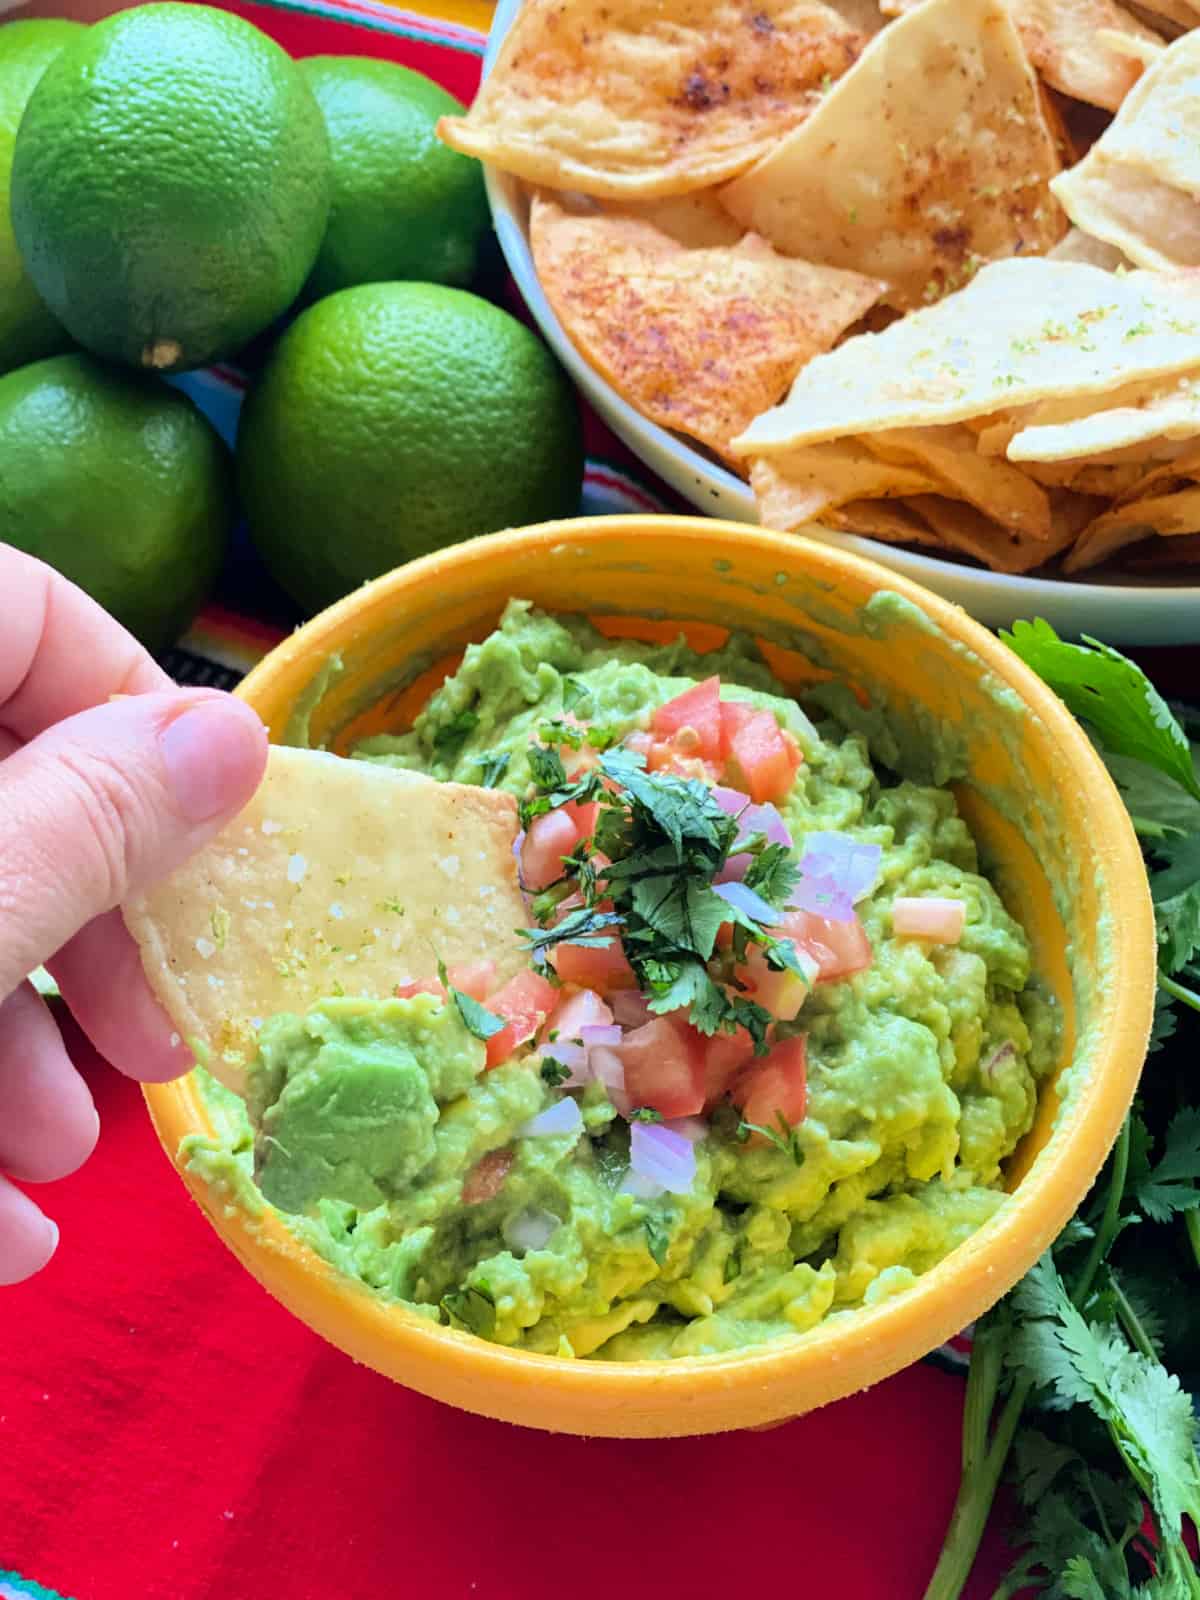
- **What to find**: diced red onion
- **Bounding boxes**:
[619,1168,664,1200]
[502,1207,562,1254]
[630,1121,696,1195]
[713,879,779,926]
[713,790,793,883]
[739,802,792,850]
[589,1045,631,1115]
[520,1097,584,1138]
[513,828,528,892]
[541,1041,588,1074]
[547,988,613,1042]
[663,1116,707,1144]
[892,896,966,943]
[609,990,654,1029]
[580,1023,622,1047]
[789,871,855,922]
[798,832,881,907]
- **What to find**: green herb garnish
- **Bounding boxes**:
[432,707,479,760]
[437,958,505,1042]
[540,1057,571,1088]
[630,1107,663,1123]
[737,1112,803,1164]
[474,751,510,788]
[440,1283,496,1339]
[644,1213,670,1266]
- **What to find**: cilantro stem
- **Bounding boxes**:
[1071,1116,1131,1305]
[1186,1209,1200,1273]
[1160,971,1200,1011]
[1107,1270,1157,1362]
[926,1121,1133,1600]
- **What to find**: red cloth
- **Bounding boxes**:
[3,1019,1016,1599]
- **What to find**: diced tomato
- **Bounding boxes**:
[617,1015,707,1118]
[718,698,756,759]
[731,1035,808,1139]
[735,943,810,1021]
[462,1147,514,1204]
[564,797,601,838]
[773,908,872,983]
[394,977,445,1000]
[550,936,637,991]
[699,1025,756,1108]
[543,986,613,1044]
[484,971,560,1068]
[724,708,800,803]
[651,676,723,762]
[446,960,496,1002]
[521,808,580,890]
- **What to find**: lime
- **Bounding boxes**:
[300,55,488,297]
[0,354,232,652]
[237,282,583,614]
[0,19,82,374]
[10,4,330,374]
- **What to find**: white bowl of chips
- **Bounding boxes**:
[465,0,1200,645]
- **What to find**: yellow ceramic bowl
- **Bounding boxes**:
[143,516,1156,1437]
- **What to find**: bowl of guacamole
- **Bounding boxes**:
[136,516,1155,1436]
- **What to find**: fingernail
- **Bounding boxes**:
[158,699,267,824]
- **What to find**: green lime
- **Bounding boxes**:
[299,55,488,297]
[0,19,83,374]
[0,354,232,652]
[237,282,583,614]
[10,4,331,374]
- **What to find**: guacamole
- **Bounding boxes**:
[186,601,1055,1360]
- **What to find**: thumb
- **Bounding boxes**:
[0,690,267,998]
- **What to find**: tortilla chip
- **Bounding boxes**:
[879,0,1158,108]
[1094,25,1165,67]
[863,425,1052,538]
[824,0,888,28]
[615,191,745,249]
[531,196,885,459]
[823,499,943,545]
[1048,227,1131,269]
[1065,484,1200,568]
[749,442,940,529]
[720,0,1064,311]
[437,0,865,199]
[1051,34,1200,268]
[122,748,530,1093]
[1007,371,1200,460]
[734,259,1200,455]
[906,495,1072,572]
[1129,0,1200,28]
[1053,153,1200,270]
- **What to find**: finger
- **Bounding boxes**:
[0,545,170,743]
[0,983,99,1180]
[0,689,267,999]
[0,1175,57,1286]
[49,910,193,1083]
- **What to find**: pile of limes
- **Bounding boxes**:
[0,5,582,650]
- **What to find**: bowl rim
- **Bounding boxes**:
[143,516,1156,1434]
[478,0,1200,647]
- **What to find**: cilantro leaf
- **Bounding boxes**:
[528,744,568,791]
[561,675,588,715]
[473,751,510,788]
[432,707,479,760]
[630,875,728,961]
[1150,834,1200,973]
[644,1213,669,1266]
[540,1057,571,1088]
[743,842,800,908]
[1131,1107,1200,1224]
[737,1113,803,1163]
[1002,621,1200,803]
[440,1282,496,1338]
[437,958,505,1041]
[518,906,623,966]
[599,749,734,859]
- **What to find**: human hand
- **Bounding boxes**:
[0,546,268,1284]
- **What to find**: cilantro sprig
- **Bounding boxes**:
[927,625,1200,1600]
[515,741,797,1051]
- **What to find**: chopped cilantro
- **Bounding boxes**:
[432,708,479,760]
[474,751,510,788]
[528,743,568,791]
[630,1107,663,1123]
[561,675,588,714]
[737,1113,803,1164]
[437,958,505,1042]
[540,1057,571,1088]
[743,842,800,907]
[440,1283,496,1338]
[644,1213,670,1266]
[518,907,624,972]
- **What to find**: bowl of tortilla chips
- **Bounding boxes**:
[449,0,1200,644]
[138,515,1155,1436]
